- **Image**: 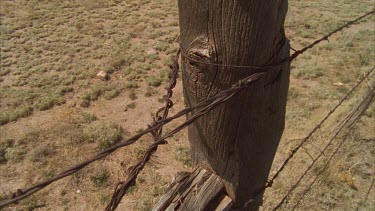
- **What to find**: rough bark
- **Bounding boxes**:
[178,0,290,210]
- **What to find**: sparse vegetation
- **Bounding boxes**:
[80,122,123,151]
[82,112,98,123]
[128,91,137,100]
[0,0,373,210]
[174,146,192,167]
[147,76,162,87]
[0,106,33,125]
[90,170,110,187]
[4,147,27,163]
[126,102,136,109]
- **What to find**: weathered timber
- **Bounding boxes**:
[178,0,290,210]
[152,167,230,211]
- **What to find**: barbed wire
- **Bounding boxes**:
[0,8,374,211]
[243,66,374,208]
[105,49,181,211]
[286,77,375,211]
[0,48,269,209]
[242,9,375,207]
[290,91,374,210]
[290,9,375,61]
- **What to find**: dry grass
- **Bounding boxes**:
[0,0,374,210]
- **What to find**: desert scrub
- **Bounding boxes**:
[80,122,123,151]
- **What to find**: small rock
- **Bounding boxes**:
[76,189,81,194]
[145,48,158,55]
[97,71,109,81]
[333,82,344,87]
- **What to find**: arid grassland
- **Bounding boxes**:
[0,0,374,210]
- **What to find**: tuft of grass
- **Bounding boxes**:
[80,86,118,107]
[128,91,137,100]
[5,147,27,163]
[0,68,11,76]
[81,112,97,123]
[136,196,153,211]
[364,103,375,118]
[295,66,324,79]
[147,76,162,87]
[123,67,134,76]
[155,42,169,52]
[0,139,15,164]
[126,102,136,109]
[174,146,192,167]
[126,185,137,194]
[288,87,300,100]
[125,81,139,89]
[0,106,33,125]
[100,194,110,205]
[358,54,369,67]
[20,196,45,210]
[29,146,52,163]
[104,89,121,100]
[80,122,123,151]
[35,93,65,111]
[90,170,110,187]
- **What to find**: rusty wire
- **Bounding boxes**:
[289,91,375,211]
[107,8,374,206]
[105,49,181,211]
[1,8,374,211]
[290,9,375,61]
[244,66,374,208]
[242,10,375,207]
[0,51,270,209]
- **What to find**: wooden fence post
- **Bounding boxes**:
[178,1,290,210]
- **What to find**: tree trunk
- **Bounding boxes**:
[179,1,290,210]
